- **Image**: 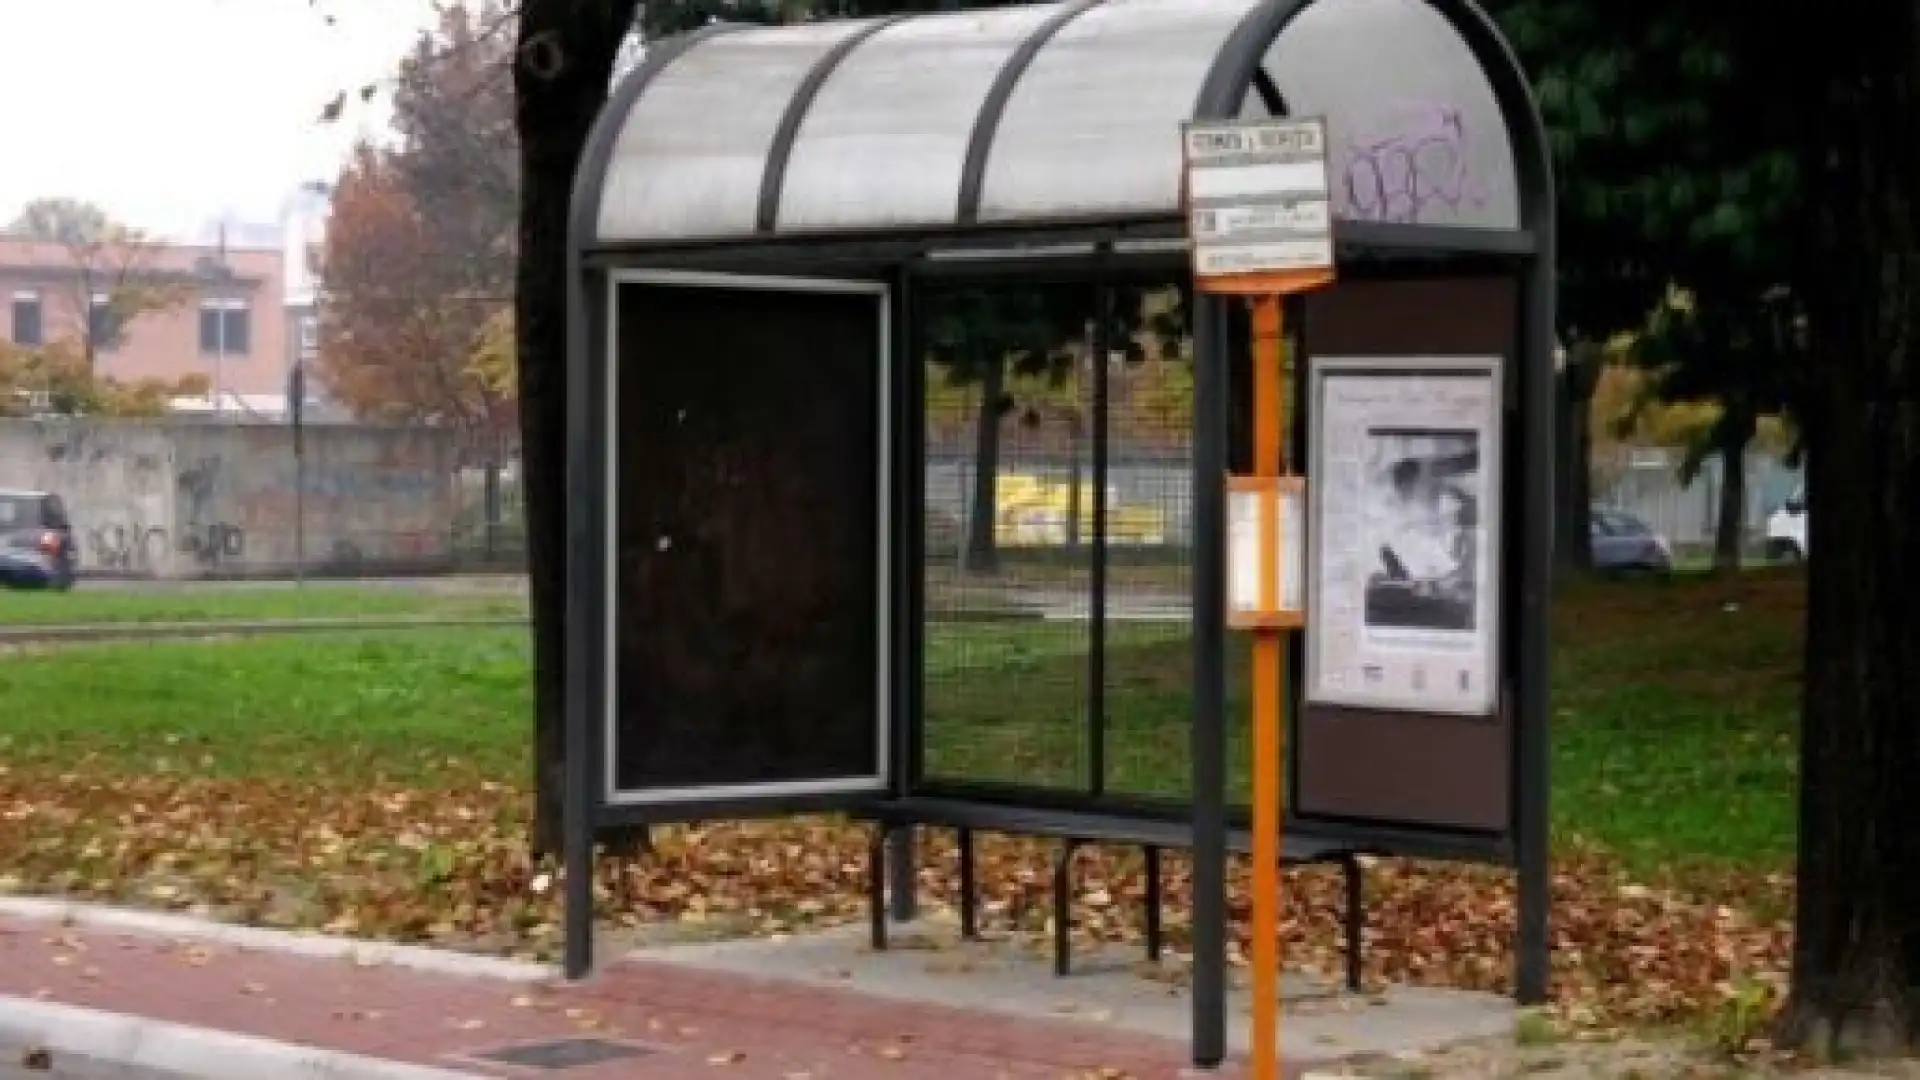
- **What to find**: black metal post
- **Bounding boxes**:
[288,361,307,586]
[1515,249,1556,1005]
[560,273,600,983]
[1053,840,1078,977]
[1344,854,1364,993]
[1087,277,1112,798]
[1189,294,1231,1068]
[869,825,889,950]
[888,829,918,922]
[889,269,923,928]
[1143,844,1163,961]
[958,827,978,939]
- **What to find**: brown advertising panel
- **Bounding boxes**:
[1297,278,1519,834]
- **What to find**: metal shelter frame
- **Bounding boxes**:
[563,0,1556,1068]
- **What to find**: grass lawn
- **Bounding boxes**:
[0,585,528,627]
[0,573,1803,1022]
[926,570,1801,877]
[0,629,534,784]
[0,570,1801,879]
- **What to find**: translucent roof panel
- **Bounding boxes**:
[974,0,1261,224]
[596,20,879,243]
[585,0,1531,246]
[1265,0,1520,229]
[776,6,1063,233]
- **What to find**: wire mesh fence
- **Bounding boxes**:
[918,279,1222,805]
[921,281,1094,793]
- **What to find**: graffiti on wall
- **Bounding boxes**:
[173,456,250,568]
[36,428,177,576]
[1337,103,1492,225]
[0,421,458,578]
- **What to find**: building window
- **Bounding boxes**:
[8,292,41,347]
[199,299,251,356]
[87,293,124,351]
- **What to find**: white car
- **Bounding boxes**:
[1765,489,1807,563]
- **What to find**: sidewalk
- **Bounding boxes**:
[0,909,1281,1079]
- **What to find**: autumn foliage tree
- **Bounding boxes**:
[318,2,517,445]
[0,338,207,418]
[319,145,514,434]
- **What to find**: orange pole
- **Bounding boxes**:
[1249,294,1284,1080]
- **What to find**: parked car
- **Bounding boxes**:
[1765,488,1806,563]
[1589,505,1673,573]
[0,489,77,590]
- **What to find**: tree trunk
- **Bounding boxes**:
[1711,403,1755,574]
[514,0,642,861]
[1554,343,1597,572]
[1777,5,1920,1055]
[964,353,1003,574]
[1066,416,1083,551]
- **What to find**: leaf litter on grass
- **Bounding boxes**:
[0,765,1792,1037]
[0,572,1809,1044]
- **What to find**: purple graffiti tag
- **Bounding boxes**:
[1337,103,1491,225]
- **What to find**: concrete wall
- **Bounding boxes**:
[0,419,458,578]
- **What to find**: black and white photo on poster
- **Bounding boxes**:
[1304,356,1502,717]
[1360,427,1481,637]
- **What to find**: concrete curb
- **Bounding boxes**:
[0,615,528,646]
[0,996,485,1080]
[0,898,552,984]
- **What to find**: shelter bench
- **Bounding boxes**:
[859,799,1369,993]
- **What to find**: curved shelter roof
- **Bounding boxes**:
[579,0,1547,251]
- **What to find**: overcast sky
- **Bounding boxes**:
[0,0,439,240]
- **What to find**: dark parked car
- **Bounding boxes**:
[1590,506,1673,573]
[0,489,77,590]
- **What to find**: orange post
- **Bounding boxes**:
[1249,293,1285,1080]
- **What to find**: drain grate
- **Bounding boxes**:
[472,1036,655,1070]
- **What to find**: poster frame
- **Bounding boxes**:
[1303,354,1504,718]
[602,269,893,807]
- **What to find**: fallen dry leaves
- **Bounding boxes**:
[0,765,1792,1035]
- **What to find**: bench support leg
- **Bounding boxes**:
[868,824,889,952]
[1053,840,1079,977]
[1143,845,1163,962]
[888,827,918,923]
[1342,854,1364,993]
[958,827,978,940]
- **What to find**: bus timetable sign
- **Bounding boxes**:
[1183,117,1334,289]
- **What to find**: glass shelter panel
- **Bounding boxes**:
[919,281,1100,793]
[1266,0,1520,228]
[777,6,1060,233]
[1093,281,1203,803]
[596,22,877,243]
[976,0,1260,224]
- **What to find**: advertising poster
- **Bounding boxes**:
[1305,357,1503,716]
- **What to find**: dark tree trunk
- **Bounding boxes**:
[514,0,642,861]
[1554,343,1597,572]
[1777,3,1920,1055]
[1065,416,1083,551]
[964,353,1003,574]
[1712,402,1755,574]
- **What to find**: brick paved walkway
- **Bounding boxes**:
[0,914,1288,1078]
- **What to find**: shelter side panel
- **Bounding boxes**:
[611,281,883,795]
[1296,276,1519,834]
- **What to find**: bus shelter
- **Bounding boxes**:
[563,0,1555,1066]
